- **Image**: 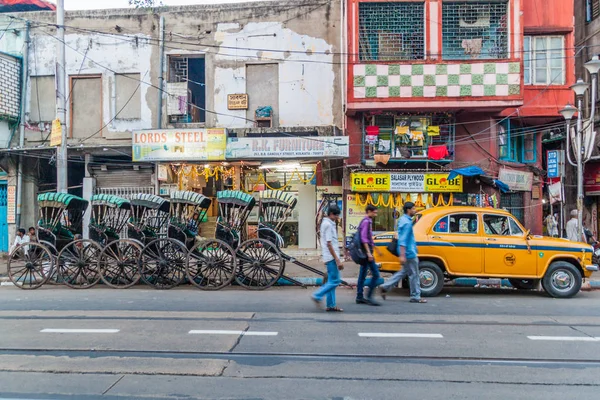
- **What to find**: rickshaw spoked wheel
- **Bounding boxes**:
[235,239,284,290]
[187,239,236,291]
[139,238,187,290]
[8,242,53,290]
[57,240,103,289]
[100,239,143,289]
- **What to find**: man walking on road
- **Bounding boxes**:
[381,202,427,303]
[356,205,382,306]
[312,205,344,312]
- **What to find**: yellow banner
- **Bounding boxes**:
[425,174,463,192]
[351,173,390,192]
[50,119,62,147]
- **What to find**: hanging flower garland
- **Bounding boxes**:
[241,166,318,194]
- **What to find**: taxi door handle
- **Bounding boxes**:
[486,238,497,242]
[431,236,442,239]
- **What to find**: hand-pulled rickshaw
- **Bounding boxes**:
[91,194,143,289]
[8,193,90,289]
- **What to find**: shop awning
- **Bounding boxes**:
[448,166,510,193]
[447,166,486,181]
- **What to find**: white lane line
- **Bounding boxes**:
[527,336,600,342]
[359,333,443,338]
[40,329,120,333]
[189,330,278,336]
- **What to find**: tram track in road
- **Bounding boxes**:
[2,347,600,369]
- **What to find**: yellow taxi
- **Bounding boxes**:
[373,206,597,298]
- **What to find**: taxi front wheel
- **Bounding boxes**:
[419,261,445,297]
[542,262,582,299]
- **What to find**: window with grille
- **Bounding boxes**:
[358,2,425,61]
[498,120,537,164]
[524,36,565,85]
[587,0,600,22]
[442,1,509,60]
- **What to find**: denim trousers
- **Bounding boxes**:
[382,257,421,300]
[356,259,381,300]
[312,260,341,308]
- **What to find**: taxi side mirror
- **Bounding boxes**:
[525,229,531,239]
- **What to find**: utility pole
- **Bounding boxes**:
[56,0,68,193]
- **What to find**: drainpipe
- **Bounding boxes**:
[16,22,30,229]
[157,15,165,129]
[155,15,165,196]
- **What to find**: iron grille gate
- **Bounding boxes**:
[502,192,524,225]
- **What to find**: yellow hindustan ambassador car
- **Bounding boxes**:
[373,207,598,298]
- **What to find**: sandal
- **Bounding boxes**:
[409,298,427,303]
[326,307,344,312]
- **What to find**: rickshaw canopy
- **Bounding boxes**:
[37,192,88,210]
[130,193,170,213]
[91,194,130,209]
[217,190,256,209]
[260,190,298,208]
[170,191,212,210]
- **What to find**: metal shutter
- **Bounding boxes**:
[92,165,154,198]
[501,193,524,225]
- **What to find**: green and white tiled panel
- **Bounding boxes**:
[353,62,521,99]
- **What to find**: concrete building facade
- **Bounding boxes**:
[0,0,344,251]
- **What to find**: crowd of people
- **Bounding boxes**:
[311,201,426,312]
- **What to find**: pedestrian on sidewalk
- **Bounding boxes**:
[311,205,344,312]
[566,210,585,242]
[380,202,427,303]
[356,205,382,306]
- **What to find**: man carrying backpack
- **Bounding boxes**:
[356,205,383,306]
[380,202,427,303]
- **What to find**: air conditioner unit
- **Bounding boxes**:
[459,7,490,28]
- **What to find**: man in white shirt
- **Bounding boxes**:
[10,228,30,254]
[566,210,585,242]
[311,205,344,312]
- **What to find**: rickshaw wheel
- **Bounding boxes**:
[57,240,103,289]
[100,239,143,289]
[139,238,187,290]
[235,239,284,290]
[40,241,60,285]
[187,239,236,291]
[8,242,53,290]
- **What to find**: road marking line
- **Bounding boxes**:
[40,329,120,333]
[527,336,600,342]
[188,330,278,336]
[358,333,443,338]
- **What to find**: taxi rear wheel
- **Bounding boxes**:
[419,261,444,297]
[542,262,582,298]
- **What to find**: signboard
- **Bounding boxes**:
[351,172,391,192]
[584,162,600,195]
[157,165,169,182]
[7,185,15,224]
[50,119,62,147]
[498,169,533,191]
[227,94,249,110]
[345,194,364,240]
[352,172,462,193]
[226,136,349,159]
[548,181,563,204]
[132,128,226,162]
[547,150,563,179]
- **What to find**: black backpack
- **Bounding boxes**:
[349,225,367,264]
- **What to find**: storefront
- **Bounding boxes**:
[346,170,465,244]
[226,135,348,249]
[132,129,349,248]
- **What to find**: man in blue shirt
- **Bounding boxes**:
[380,202,427,303]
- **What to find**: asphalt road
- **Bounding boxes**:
[0,285,599,399]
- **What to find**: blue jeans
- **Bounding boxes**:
[382,257,421,300]
[312,260,341,308]
[356,259,381,300]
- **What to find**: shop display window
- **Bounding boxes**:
[364,113,455,162]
